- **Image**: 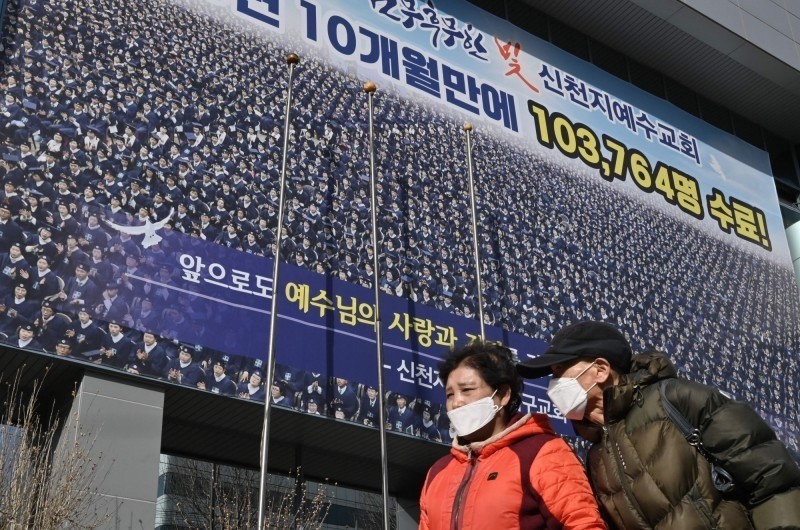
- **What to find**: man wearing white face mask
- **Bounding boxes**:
[517,320,800,530]
[419,340,606,530]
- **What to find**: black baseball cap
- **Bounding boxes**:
[517,321,632,378]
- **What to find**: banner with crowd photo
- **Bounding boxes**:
[0,0,797,449]
[111,222,544,398]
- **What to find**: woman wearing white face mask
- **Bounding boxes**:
[419,340,606,530]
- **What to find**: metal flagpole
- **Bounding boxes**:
[364,81,391,530]
[464,124,486,340]
[257,52,299,530]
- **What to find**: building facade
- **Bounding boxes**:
[0,0,798,528]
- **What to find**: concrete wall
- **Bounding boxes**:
[786,220,800,299]
[60,372,165,529]
[680,0,800,70]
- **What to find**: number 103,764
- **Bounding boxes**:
[527,99,704,219]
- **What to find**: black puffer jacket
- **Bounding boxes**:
[585,352,800,529]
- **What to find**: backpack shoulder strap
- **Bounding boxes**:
[658,379,735,493]
[513,432,557,497]
[658,379,700,443]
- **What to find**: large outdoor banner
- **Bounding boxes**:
[0,0,797,451]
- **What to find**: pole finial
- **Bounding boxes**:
[364,81,377,93]
[464,123,473,132]
[286,53,299,65]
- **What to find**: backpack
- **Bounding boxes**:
[658,379,735,493]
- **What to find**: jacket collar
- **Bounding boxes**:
[603,351,678,422]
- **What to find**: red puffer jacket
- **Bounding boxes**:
[419,412,607,530]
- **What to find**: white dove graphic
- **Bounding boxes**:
[105,209,174,248]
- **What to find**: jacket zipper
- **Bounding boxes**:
[451,451,478,530]
[603,426,652,529]
[688,485,717,529]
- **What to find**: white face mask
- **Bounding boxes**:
[547,362,597,420]
[447,389,501,438]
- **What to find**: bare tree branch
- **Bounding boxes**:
[0,367,111,530]
[164,457,332,529]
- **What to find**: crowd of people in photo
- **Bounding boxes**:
[0,0,797,453]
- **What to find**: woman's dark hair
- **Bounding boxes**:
[438,340,523,418]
